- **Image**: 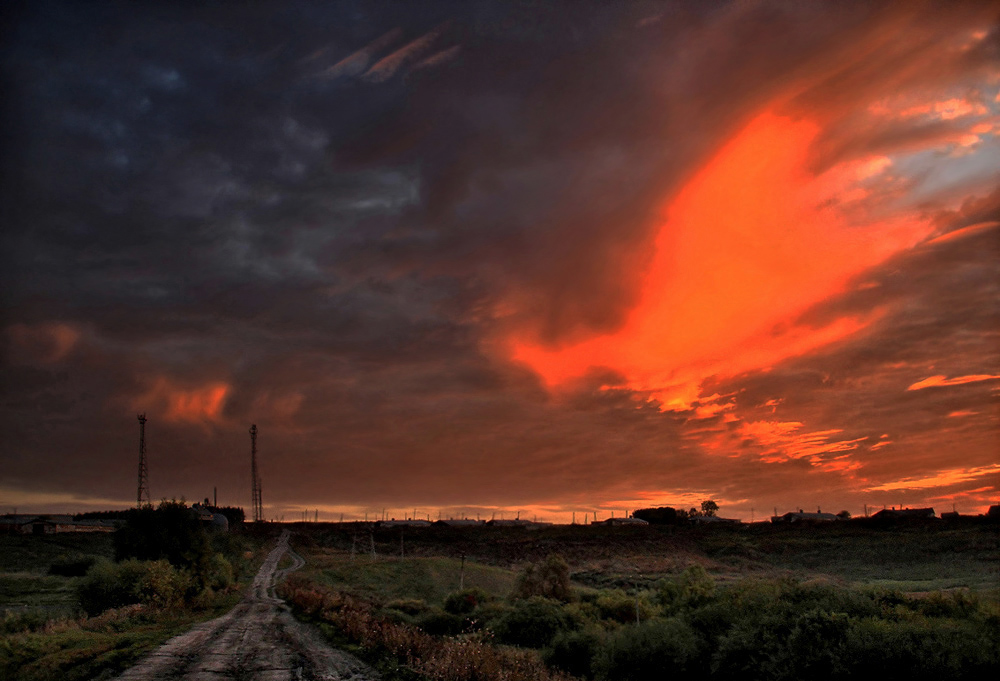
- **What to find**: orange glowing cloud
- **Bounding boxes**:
[864,464,1000,493]
[510,109,931,409]
[138,377,231,422]
[737,420,866,470]
[5,322,81,364]
[907,374,1000,391]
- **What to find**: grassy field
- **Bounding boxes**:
[292,519,999,595]
[0,533,116,622]
[280,519,999,681]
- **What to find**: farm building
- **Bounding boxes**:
[870,507,936,521]
[771,511,839,523]
[487,518,552,528]
[378,519,433,528]
[0,514,117,535]
[432,519,486,527]
[191,503,230,532]
[592,517,649,526]
[688,515,741,525]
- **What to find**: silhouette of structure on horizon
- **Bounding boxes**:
[250,423,263,522]
[136,413,149,507]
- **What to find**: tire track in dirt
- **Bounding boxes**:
[115,530,377,681]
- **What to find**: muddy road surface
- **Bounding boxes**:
[115,530,377,681]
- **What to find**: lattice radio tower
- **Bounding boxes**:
[250,424,263,522]
[136,413,150,507]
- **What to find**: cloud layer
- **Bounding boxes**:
[1,1,997,519]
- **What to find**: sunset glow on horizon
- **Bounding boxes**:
[1,1,997,521]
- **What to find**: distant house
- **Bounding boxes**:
[486,519,551,528]
[987,505,1000,520]
[191,504,230,532]
[592,517,649,526]
[870,508,936,521]
[0,515,37,535]
[432,519,486,527]
[0,514,117,535]
[688,515,740,525]
[378,519,433,528]
[771,511,839,524]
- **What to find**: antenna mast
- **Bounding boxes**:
[136,414,150,507]
[250,424,262,522]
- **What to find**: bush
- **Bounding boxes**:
[657,565,716,614]
[594,589,654,624]
[844,616,999,680]
[544,626,605,679]
[712,607,850,681]
[444,587,493,615]
[205,553,234,591]
[593,617,700,681]
[385,598,431,617]
[514,554,574,602]
[113,500,213,586]
[415,608,466,636]
[77,558,190,615]
[492,596,578,648]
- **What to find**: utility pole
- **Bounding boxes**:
[136,414,150,507]
[250,424,262,523]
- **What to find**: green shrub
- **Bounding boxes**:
[593,617,700,681]
[205,553,234,591]
[712,607,849,681]
[593,589,654,624]
[917,589,981,619]
[657,565,716,614]
[444,587,492,615]
[492,596,577,648]
[77,558,190,615]
[514,554,574,602]
[844,616,999,680]
[385,598,431,617]
[414,607,466,636]
[544,626,605,679]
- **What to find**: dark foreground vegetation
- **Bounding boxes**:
[0,501,271,681]
[282,520,1000,681]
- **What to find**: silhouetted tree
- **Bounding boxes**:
[701,500,719,517]
[632,507,680,525]
[114,499,213,587]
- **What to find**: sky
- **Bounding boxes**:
[1,0,998,522]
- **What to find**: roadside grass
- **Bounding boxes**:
[1,527,274,681]
[0,595,241,681]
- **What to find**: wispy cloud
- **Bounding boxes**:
[907,374,1000,391]
[363,28,445,82]
[865,464,1000,492]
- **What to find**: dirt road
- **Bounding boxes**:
[115,530,377,680]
